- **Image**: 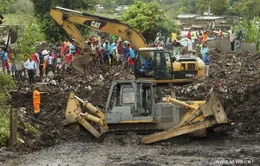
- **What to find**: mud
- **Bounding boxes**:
[3,134,260,166]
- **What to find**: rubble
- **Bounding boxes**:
[9,50,260,152]
[175,50,260,134]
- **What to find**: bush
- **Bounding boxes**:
[0,109,10,146]
[0,73,15,91]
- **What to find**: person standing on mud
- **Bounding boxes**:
[202,53,211,77]
[33,86,48,118]
[24,57,36,84]
[229,30,236,51]
[33,86,43,118]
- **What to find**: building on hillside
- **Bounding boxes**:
[115,6,128,15]
[177,14,239,31]
[96,4,104,13]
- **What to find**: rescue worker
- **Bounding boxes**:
[33,86,41,118]
[33,86,48,118]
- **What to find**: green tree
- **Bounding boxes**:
[15,21,45,59]
[30,0,97,42]
[211,0,229,15]
[0,0,15,12]
[235,17,260,51]
[121,0,180,42]
[196,0,229,15]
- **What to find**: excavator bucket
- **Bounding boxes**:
[72,53,92,75]
[141,92,228,144]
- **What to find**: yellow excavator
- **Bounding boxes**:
[50,7,205,85]
[64,80,228,144]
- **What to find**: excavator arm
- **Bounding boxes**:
[50,7,147,74]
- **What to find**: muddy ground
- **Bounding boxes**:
[2,134,260,166]
[1,49,260,165]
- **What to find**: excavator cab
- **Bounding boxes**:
[135,48,173,80]
[135,48,205,85]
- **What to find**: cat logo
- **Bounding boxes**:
[91,21,101,29]
[84,20,107,29]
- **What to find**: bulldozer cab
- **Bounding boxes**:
[105,80,155,119]
[135,48,174,81]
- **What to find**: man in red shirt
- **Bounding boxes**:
[187,30,192,40]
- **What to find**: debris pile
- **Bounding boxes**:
[175,50,260,134]
[11,65,134,152]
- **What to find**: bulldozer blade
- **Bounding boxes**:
[202,92,228,124]
[142,119,217,144]
[141,92,228,144]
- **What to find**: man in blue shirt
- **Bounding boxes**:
[124,44,130,61]
[202,53,211,77]
[69,42,76,55]
[200,44,209,59]
[145,57,153,71]
[108,40,115,66]
[1,49,9,74]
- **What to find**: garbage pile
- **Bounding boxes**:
[174,50,260,134]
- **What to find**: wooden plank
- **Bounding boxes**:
[9,106,17,147]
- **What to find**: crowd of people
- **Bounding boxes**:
[0,36,138,84]
[1,29,244,83]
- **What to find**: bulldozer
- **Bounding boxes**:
[50,7,205,85]
[64,80,228,144]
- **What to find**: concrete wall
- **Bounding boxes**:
[207,39,257,54]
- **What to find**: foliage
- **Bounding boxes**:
[0,73,14,105]
[0,0,15,12]
[235,17,260,51]
[30,0,97,42]
[229,0,260,19]
[15,21,45,60]
[8,0,34,14]
[0,73,15,91]
[0,109,10,146]
[121,0,180,42]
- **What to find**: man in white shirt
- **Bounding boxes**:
[24,57,36,84]
[229,30,236,51]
